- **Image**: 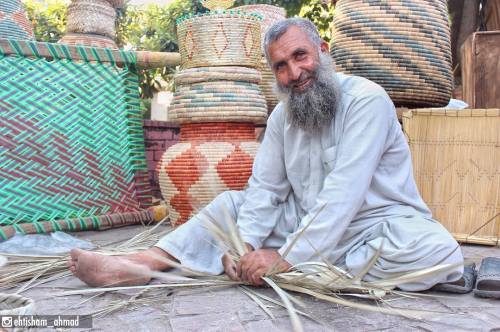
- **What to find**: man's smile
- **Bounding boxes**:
[292,77,312,92]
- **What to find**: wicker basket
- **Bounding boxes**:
[170,66,268,124]
[176,12,262,69]
[158,122,259,226]
[235,5,285,113]
[66,0,117,39]
[0,0,34,40]
[403,109,500,245]
[331,0,453,108]
[0,293,35,316]
[105,0,124,8]
[58,33,118,49]
[235,4,286,50]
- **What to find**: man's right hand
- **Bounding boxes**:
[222,243,254,281]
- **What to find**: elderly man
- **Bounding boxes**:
[69,18,464,290]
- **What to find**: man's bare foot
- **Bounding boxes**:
[67,247,176,287]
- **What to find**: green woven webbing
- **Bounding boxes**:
[0,42,150,227]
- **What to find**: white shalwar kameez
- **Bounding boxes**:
[156,73,464,291]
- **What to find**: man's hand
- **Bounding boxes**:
[236,249,292,286]
[222,243,254,281]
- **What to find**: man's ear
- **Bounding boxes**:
[320,40,329,54]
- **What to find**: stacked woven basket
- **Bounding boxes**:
[236,5,286,113]
[330,0,453,107]
[59,0,123,49]
[158,4,267,226]
[0,0,34,40]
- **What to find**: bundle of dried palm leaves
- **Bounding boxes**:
[0,209,460,330]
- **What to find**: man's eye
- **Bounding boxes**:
[296,53,306,60]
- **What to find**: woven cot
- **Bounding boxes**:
[331,0,453,108]
[0,39,152,229]
[403,109,499,245]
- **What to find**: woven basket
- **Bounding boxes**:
[0,0,34,40]
[177,12,262,68]
[105,0,124,8]
[235,4,286,50]
[58,33,118,49]
[258,58,280,112]
[331,0,452,108]
[0,293,34,316]
[403,109,500,245]
[158,122,259,226]
[170,67,268,124]
[235,5,285,113]
[66,0,116,39]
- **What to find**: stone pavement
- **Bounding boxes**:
[9,225,500,332]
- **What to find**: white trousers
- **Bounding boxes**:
[156,191,464,291]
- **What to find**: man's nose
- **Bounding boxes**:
[288,63,302,82]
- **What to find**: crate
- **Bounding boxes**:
[461,32,500,108]
[403,109,499,245]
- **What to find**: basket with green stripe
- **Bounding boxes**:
[170,66,268,124]
[330,0,453,108]
[0,38,154,231]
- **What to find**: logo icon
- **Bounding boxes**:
[1,316,13,328]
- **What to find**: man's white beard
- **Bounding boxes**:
[274,53,340,134]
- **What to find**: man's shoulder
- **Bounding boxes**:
[336,72,389,101]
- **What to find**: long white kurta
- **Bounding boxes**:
[156,73,464,291]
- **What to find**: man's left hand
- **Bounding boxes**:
[236,249,291,286]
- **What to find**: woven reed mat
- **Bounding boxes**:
[331,0,452,108]
[403,109,499,245]
[158,123,259,226]
[0,40,152,227]
[0,0,34,40]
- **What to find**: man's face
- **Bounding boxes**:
[267,26,328,93]
[267,24,339,133]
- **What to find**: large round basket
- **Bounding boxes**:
[0,293,35,316]
[170,66,268,124]
[0,0,34,40]
[66,0,117,39]
[59,33,118,49]
[158,122,259,226]
[176,12,262,69]
[234,5,285,113]
[234,4,286,50]
[330,0,452,108]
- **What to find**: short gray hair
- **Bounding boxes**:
[263,18,323,64]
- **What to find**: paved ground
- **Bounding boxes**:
[5,225,500,332]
